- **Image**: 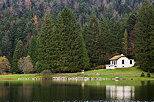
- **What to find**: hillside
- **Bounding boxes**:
[0,0,150,59]
[0,0,154,74]
[51,67,154,80]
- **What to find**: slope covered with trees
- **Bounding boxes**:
[0,0,154,73]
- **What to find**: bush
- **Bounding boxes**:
[147,72,151,77]
[41,70,51,79]
[54,67,80,73]
[141,72,145,77]
[96,65,105,69]
[41,70,51,75]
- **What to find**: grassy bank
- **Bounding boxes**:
[0,67,154,80]
[51,67,154,80]
[0,74,40,80]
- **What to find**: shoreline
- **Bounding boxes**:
[0,76,153,81]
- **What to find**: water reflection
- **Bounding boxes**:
[0,80,153,101]
[106,85,135,100]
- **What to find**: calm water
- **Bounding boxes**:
[0,80,154,102]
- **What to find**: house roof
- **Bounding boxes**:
[109,54,125,60]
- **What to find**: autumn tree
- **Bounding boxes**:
[18,56,33,74]
[0,56,11,74]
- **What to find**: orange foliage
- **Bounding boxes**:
[0,14,3,17]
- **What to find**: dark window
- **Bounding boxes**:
[122,60,124,64]
[130,60,132,64]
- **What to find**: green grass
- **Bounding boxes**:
[0,74,40,79]
[50,67,154,80]
[0,67,153,80]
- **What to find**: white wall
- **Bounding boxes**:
[116,57,135,68]
[106,57,135,69]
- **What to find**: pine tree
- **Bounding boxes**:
[28,36,38,66]
[99,18,111,63]
[84,16,102,67]
[126,12,137,57]
[37,13,55,72]
[110,20,124,53]
[12,40,24,73]
[123,29,128,56]
[54,8,90,72]
[135,1,154,72]
[0,50,2,56]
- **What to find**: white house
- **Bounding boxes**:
[106,54,135,69]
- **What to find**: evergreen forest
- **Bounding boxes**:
[0,0,154,73]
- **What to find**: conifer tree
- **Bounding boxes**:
[126,12,137,57]
[54,8,90,71]
[28,36,38,65]
[123,29,128,56]
[84,16,102,67]
[99,18,111,63]
[12,40,24,73]
[0,50,2,56]
[37,13,54,72]
[110,21,124,53]
[135,1,154,72]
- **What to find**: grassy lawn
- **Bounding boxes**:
[0,74,40,79]
[0,67,153,80]
[50,67,154,80]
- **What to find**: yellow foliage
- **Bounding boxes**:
[33,15,38,25]
[0,56,11,74]
[96,65,106,69]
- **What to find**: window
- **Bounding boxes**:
[122,60,124,64]
[130,60,132,64]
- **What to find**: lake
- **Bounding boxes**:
[0,80,154,102]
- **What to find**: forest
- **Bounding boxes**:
[0,0,154,74]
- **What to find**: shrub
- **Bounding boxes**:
[147,72,151,77]
[141,72,145,77]
[41,70,51,75]
[54,67,80,73]
[41,70,51,79]
[96,65,105,69]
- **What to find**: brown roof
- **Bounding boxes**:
[109,54,125,60]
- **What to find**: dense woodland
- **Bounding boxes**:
[0,0,154,73]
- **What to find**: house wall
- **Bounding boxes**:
[117,57,135,68]
[106,57,135,69]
